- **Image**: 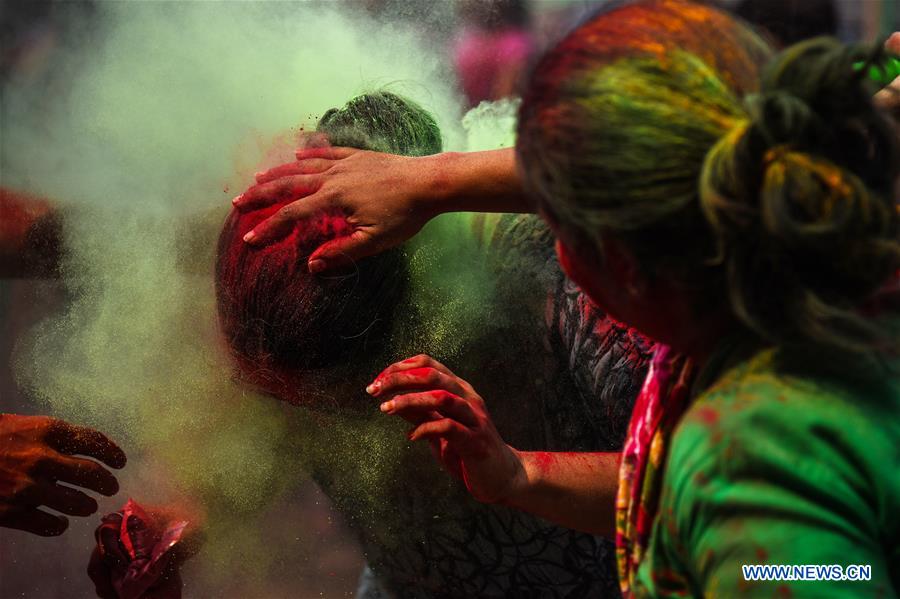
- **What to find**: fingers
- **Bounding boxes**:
[433,441,464,480]
[886,32,900,55]
[47,421,126,469]
[31,481,98,517]
[87,548,119,599]
[0,508,69,536]
[381,391,479,428]
[373,354,453,380]
[408,418,472,444]
[306,229,379,273]
[254,159,332,185]
[366,367,467,398]
[367,356,453,393]
[97,520,130,566]
[233,174,321,211]
[294,146,356,161]
[37,453,120,496]
[242,194,327,246]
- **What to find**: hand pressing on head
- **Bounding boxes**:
[233,144,436,273]
[0,414,126,536]
[232,134,525,274]
[368,354,526,504]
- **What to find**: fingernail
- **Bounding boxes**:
[243,231,256,243]
[379,401,392,413]
[308,260,325,274]
[232,194,243,205]
[366,381,381,396]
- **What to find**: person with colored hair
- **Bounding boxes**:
[219,91,652,597]
[233,1,900,595]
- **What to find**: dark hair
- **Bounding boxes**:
[735,0,838,48]
[216,92,442,396]
[517,0,899,353]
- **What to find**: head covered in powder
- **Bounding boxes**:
[216,92,442,404]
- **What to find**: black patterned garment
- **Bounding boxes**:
[302,214,653,598]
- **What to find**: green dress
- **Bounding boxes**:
[634,347,900,597]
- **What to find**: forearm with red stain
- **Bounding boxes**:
[505,450,621,538]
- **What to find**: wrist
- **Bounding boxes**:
[419,151,464,218]
[494,446,534,507]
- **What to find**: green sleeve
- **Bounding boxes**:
[638,371,897,598]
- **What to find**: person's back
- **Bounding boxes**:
[640,337,900,596]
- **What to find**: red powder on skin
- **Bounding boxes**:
[530,451,601,475]
[231,201,352,251]
[374,367,438,388]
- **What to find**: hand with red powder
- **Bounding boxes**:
[233,147,527,273]
[369,354,527,504]
[87,500,202,599]
[0,414,125,536]
[370,355,622,536]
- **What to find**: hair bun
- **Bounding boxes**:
[700,37,900,350]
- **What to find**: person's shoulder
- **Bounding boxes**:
[684,347,897,436]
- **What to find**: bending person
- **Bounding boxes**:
[217,91,651,597]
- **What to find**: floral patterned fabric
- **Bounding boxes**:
[615,346,694,597]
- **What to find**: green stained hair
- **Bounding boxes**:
[517,0,900,353]
[317,91,442,156]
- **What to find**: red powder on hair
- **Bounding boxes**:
[216,201,407,406]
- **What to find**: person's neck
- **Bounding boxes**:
[673,312,747,372]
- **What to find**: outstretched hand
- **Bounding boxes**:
[368,354,526,504]
[233,146,437,273]
[0,414,126,536]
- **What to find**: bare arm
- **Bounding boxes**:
[429,148,530,215]
[233,147,531,272]
[504,450,620,536]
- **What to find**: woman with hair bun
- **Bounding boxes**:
[234,1,900,595]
